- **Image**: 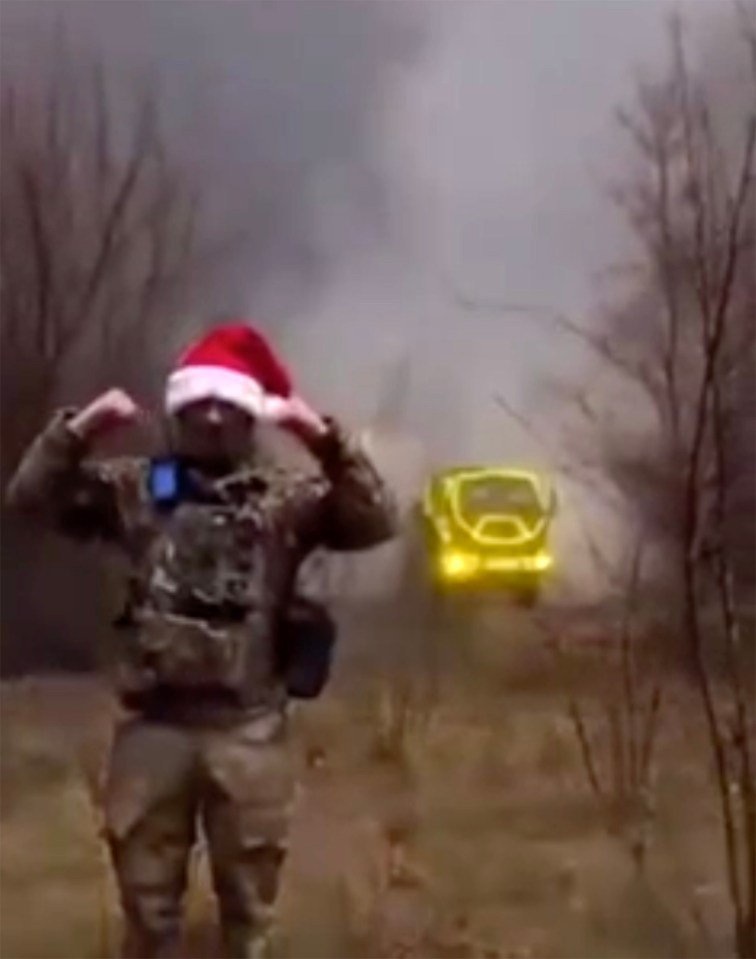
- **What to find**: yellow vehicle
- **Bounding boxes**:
[416,466,557,607]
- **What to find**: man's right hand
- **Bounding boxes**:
[68,388,141,443]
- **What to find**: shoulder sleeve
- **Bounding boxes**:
[286,420,398,553]
[5,409,145,544]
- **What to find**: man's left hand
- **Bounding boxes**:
[278,395,328,448]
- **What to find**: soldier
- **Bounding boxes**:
[6,322,397,959]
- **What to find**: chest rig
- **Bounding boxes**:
[115,457,337,710]
[115,458,283,708]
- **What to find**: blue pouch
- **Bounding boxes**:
[147,457,183,509]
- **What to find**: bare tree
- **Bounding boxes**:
[460,9,755,953]
[0,27,205,473]
[0,25,220,671]
[560,14,755,954]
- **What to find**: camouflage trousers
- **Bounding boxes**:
[103,708,294,959]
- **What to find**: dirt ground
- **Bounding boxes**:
[0,605,735,958]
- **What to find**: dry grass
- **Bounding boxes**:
[0,609,734,958]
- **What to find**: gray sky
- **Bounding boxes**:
[277,1,724,462]
[1,0,728,464]
[3,0,739,593]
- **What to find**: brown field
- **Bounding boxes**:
[0,607,732,958]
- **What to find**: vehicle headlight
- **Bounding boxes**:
[533,552,553,571]
[440,550,479,579]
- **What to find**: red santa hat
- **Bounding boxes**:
[165,322,297,422]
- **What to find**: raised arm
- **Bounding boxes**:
[307,419,398,551]
[278,400,397,553]
[6,390,141,543]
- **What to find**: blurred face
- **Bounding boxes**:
[171,398,255,469]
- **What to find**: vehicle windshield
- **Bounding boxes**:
[458,475,542,518]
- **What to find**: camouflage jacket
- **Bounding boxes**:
[6,410,397,715]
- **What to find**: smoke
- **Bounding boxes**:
[2,0,732,604]
[0,0,430,321]
[268,3,724,448]
[1,2,723,429]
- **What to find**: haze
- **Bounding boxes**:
[0,0,728,590]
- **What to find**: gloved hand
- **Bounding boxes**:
[277,394,328,447]
[68,388,141,443]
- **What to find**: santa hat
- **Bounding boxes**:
[165,322,297,421]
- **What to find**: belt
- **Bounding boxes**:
[123,686,288,729]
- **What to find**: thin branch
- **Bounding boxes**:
[619,537,643,791]
[677,112,756,946]
[638,683,663,787]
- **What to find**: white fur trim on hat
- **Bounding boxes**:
[165,365,293,421]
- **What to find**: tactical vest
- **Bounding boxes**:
[114,462,335,711]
